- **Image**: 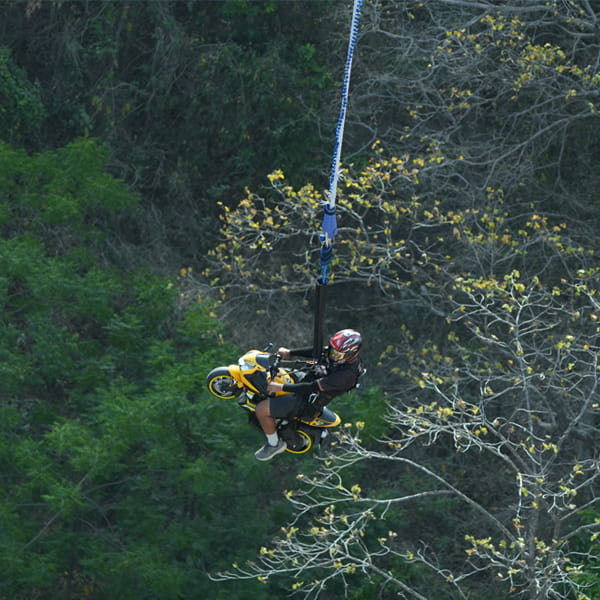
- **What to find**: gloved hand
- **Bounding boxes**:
[315,364,327,377]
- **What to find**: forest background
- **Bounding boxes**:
[1,1,600,599]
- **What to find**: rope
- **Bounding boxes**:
[313,0,362,357]
[320,0,363,284]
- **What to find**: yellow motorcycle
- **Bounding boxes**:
[206,347,341,454]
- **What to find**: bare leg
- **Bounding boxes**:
[254,398,287,460]
[255,398,276,435]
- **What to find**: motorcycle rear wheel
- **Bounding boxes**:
[285,429,313,454]
[206,367,241,399]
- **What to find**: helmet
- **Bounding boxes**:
[328,329,362,364]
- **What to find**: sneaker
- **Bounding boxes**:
[255,440,287,461]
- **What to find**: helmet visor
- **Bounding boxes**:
[329,347,346,362]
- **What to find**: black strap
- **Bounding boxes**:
[313,280,326,360]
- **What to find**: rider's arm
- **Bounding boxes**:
[282,380,319,394]
[288,347,314,358]
[267,380,320,395]
[277,347,314,360]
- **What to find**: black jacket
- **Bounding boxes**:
[281,346,360,404]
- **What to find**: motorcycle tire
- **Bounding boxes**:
[206,367,242,399]
[283,428,313,454]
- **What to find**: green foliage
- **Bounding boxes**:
[0,139,297,600]
[0,46,45,148]
[0,138,155,392]
[1,1,337,261]
[0,138,136,249]
[335,384,390,442]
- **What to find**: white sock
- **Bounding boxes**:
[266,433,279,446]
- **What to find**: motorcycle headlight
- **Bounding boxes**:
[238,358,256,371]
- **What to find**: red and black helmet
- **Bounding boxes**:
[328,329,362,364]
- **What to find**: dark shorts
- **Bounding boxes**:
[269,394,306,419]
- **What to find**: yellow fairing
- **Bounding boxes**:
[273,371,295,392]
[303,411,342,428]
[234,350,294,396]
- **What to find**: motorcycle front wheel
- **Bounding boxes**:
[206,367,242,399]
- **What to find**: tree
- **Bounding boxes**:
[0,138,298,600]
[201,4,600,578]
[201,8,600,595]
[0,45,44,148]
[203,0,600,336]
[208,156,600,599]
[0,0,340,263]
[346,0,600,223]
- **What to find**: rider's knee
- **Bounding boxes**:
[256,398,271,417]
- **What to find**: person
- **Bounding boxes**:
[254,329,363,461]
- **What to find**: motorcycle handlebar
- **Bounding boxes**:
[269,353,281,378]
[260,343,316,379]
